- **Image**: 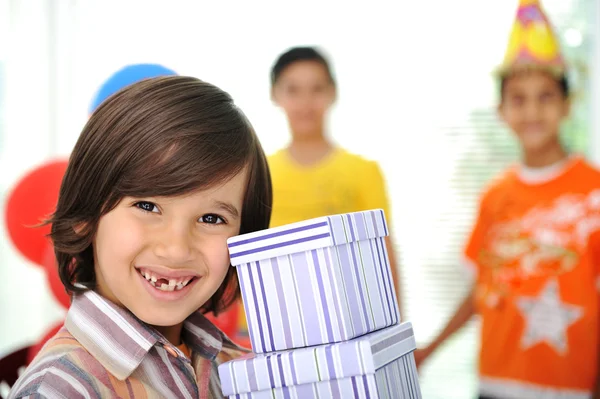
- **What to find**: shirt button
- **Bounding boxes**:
[165,346,179,357]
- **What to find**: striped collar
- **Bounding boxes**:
[65,289,224,380]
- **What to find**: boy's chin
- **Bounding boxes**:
[133,306,192,328]
[518,135,559,156]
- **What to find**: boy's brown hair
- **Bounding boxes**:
[49,76,272,315]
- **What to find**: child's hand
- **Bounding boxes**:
[593,384,600,399]
[413,347,433,371]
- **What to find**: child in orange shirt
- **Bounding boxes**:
[415,1,600,398]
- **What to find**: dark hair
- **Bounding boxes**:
[500,72,570,100]
[49,76,272,315]
[270,46,336,87]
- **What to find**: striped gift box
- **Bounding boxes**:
[218,322,421,399]
[228,209,400,353]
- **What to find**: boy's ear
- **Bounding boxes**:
[329,85,337,105]
[562,97,572,119]
[497,102,506,123]
[270,87,277,104]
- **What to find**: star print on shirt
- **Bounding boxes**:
[516,278,583,355]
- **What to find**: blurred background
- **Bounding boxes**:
[0,0,598,398]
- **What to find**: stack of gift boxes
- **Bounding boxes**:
[219,209,422,399]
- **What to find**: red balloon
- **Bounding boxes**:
[5,160,68,266]
[204,302,251,348]
[205,302,239,338]
[26,322,63,364]
[42,244,70,309]
[234,335,251,350]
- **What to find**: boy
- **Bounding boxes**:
[415,1,600,398]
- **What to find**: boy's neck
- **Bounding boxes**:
[288,136,333,166]
[522,144,568,168]
[153,323,184,346]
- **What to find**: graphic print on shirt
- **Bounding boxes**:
[478,189,600,306]
[516,278,583,354]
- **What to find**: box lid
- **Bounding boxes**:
[218,322,415,396]
[227,209,389,266]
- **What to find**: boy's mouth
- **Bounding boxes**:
[136,268,197,292]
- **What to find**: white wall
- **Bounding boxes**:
[0,0,66,361]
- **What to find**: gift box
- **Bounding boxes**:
[228,209,400,353]
[218,322,420,399]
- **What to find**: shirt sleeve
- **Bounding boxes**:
[356,160,392,223]
[463,190,493,280]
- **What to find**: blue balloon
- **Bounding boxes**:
[89,63,177,113]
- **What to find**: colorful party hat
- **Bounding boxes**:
[496,0,566,76]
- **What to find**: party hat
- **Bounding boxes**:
[496,0,566,76]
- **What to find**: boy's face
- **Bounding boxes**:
[272,61,335,137]
[498,70,570,155]
[92,168,247,337]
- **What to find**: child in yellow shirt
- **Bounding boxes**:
[233,47,403,341]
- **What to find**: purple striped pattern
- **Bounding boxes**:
[225,356,420,399]
[228,209,389,266]
[218,323,420,398]
[375,349,422,399]
[229,221,329,248]
[230,233,331,260]
[233,210,399,353]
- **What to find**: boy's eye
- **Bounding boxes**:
[540,92,556,102]
[199,214,225,225]
[313,85,326,94]
[135,201,159,213]
[509,95,524,105]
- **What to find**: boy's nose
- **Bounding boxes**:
[523,101,543,120]
[153,225,195,263]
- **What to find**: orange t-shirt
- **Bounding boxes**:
[464,156,600,397]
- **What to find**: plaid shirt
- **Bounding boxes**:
[9,290,247,398]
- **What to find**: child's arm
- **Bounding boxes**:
[413,284,476,368]
[595,294,600,399]
[413,185,491,367]
[385,236,403,315]
[592,232,600,399]
[357,160,403,313]
[595,356,600,398]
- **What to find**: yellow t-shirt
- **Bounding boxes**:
[235,147,392,335]
[268,147,391,227]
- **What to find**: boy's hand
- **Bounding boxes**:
[413,346,434,370]
[594,379,600,399]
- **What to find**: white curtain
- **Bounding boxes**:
[0,0,65,360]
